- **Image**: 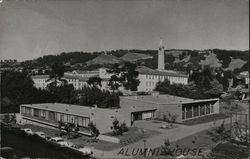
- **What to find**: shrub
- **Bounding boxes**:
[88,122,100,138]
[111,119,129,136]
[120,122,128,132]
[164,138,170,147]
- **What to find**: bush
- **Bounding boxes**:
[120,122,128,132]
[111,119,129,136]
[88,122,100,138]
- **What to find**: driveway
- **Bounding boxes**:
[93,114,239,159]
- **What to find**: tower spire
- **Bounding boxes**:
[158,39,165,70]
[160,38,163,47]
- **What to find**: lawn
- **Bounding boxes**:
[152,123,249,159]
[94,127,161,151]
[182,113,230,126]
[212,142,250,159]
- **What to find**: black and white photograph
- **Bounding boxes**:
[0,0,249,158]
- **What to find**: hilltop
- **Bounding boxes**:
[15,49,249,74]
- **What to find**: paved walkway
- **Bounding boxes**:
[92,115,237,159]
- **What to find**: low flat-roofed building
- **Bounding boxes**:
[20,94,219,134]
[120,94,219,123]
[20,102,156,134]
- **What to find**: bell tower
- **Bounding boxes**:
[158,39,165,70]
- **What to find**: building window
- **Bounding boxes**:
[200,105,205,116]
[48,111,56,121]
[206,104,210,114]
[193,106,199,117]
[21,107,25,114]
[77,116,83,126]
[186,106,192,119]
[211,104,214,113]
[34,109,40,117]
[25,107,31,115]
[182,107,185,120]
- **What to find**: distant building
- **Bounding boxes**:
[136,66,188,92]
[32,75,50,89]
[31,74,89,90]
[238,71,249,86]
[70,70,99,78]
[32,39,188,92]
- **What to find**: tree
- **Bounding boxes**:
[108,62,140,91]
[47,62,67,90]
[87,76,102,87]
[108,75,122,92]
[205,79,224,98]
[88,122,100,139]
[120,62,140,91]
[0,71,55,113]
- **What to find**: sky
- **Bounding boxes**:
[0,0,249,61]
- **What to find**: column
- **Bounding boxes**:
[204,104,206,115]
[198,105,200,117]
[210,103,213,114]
[184,106,187,120]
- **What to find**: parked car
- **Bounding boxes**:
[23,128,34,135]
[70,144,93,155]
[34,132,46,139]
[49,137,72,147]
[45,136,51,141]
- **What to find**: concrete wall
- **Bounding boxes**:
[213,100,220,114]
[98,134,120,143]
[90,108,131,134]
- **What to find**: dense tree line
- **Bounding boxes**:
[1,71,120,113]
[1,70,56,113]
[155,67,224,99]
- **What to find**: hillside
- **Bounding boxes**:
[19,49,249,74]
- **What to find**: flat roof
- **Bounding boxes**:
[121,94,219,105]
[21,103,94,117]
[21,102,157,116]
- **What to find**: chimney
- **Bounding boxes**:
[158,39,165,70]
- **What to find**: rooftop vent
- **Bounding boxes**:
[65,109,68,111]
